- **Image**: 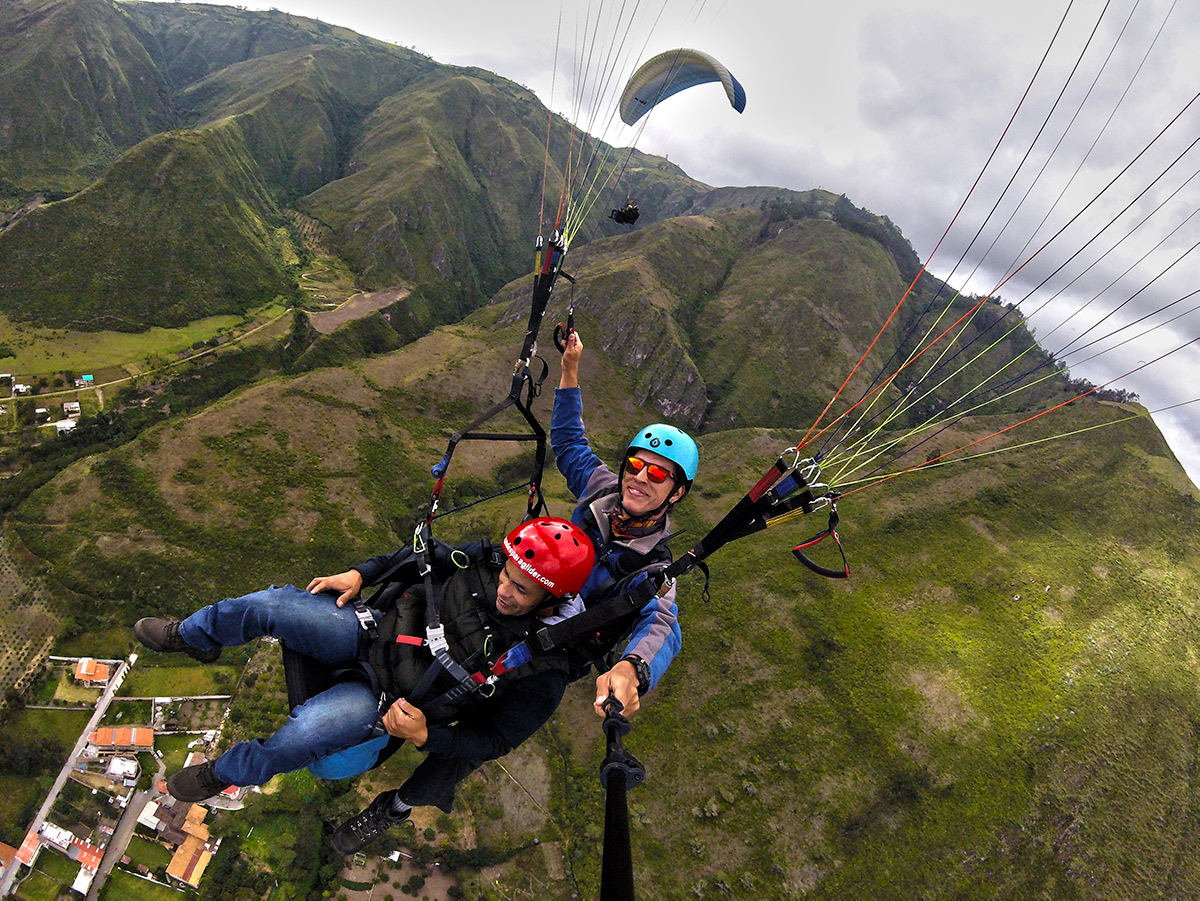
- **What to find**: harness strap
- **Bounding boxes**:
[532,573,661,653]
[406,547,503,707]
[427,231,563,523]
[428,364,550,523]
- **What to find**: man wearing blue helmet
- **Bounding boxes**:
[552,330,697,716]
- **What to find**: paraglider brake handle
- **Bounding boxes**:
[791,497,850,579]
[553,306,576,355]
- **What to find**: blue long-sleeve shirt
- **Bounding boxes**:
[551,386,682,692]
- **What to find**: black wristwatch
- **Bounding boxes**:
[622,655,651,695]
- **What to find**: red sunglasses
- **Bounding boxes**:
[626,455,674,484]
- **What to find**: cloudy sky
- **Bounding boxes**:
[214,0,1200,484]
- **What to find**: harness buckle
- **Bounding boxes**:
[426,624,449,655]
[352,604,379,639]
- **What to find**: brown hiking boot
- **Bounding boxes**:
[134,617,220,663]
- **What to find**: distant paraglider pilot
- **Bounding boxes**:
[609,202,640,225]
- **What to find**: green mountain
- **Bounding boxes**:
[0,0,172,193]
[0,0,708,332]
[2,2,1199,899]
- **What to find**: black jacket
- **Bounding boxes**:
[354,543,570,763]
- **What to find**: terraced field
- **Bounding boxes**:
[0,527,59,704]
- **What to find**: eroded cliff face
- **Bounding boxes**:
[595,307,707,429]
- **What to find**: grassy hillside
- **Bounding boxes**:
[0,124,296,329]
[175,42,437,199]
[0,0,427,196]
[0,0,171,193]
[5,282,1199,897]
[128,0,405,88]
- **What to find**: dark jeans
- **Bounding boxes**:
[180,585,381,786]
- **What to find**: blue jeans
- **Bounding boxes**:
[180,585,383,787]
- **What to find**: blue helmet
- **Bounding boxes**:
[627,423,699,483]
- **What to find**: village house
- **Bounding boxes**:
[56,419,78,435]
[62,401,81,417]
[34,822,104,896]
[86,727,154,756]
[137,798,220,889]
[105,756,139,788]
[74,657,110,686]
[14,830,40,869]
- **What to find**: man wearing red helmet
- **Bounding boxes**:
[133,516,595,848]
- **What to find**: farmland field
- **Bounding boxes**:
[0,306,284,375]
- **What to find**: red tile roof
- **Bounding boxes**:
[75,658,111,683]
[15,830,39,866]
[88,727,153,749]
[70,837,103,871]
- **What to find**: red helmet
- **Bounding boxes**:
[503,517,595,598]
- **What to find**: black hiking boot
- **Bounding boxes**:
[330,790,412,855]
[134,617,220,663]
[166,760,231,803]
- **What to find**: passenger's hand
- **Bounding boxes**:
[559,331,584,389]
[306,570,363,607]
[383,698,429,746]
[594,660,640,717]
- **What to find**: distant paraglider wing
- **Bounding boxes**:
[619,48,746,126]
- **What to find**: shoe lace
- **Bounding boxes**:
[198,763,227,792]
[348,796,400,840]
